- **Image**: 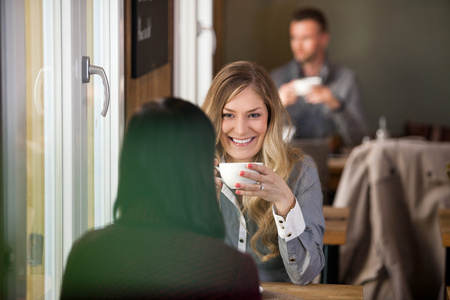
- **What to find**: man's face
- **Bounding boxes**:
[289,19,329,64]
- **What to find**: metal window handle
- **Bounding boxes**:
[33,67,51,116]
[81,56,110,117]
[197,22,217,55]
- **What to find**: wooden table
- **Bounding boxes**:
[321,206,349,284]
[261,282,363,300]
[323,206,349,246]
[438,208,450,247]
[327,155,348,192]
[447,162,450,180]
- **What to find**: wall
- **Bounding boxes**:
[124,0,173,124]
[222,0,450,137]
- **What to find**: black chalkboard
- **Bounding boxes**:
[131,0,168,78]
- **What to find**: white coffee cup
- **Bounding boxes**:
[215,162,263,189]
[293,76,322,96]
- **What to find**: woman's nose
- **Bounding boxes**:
[234,117,248,135]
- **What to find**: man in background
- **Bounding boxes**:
[271,7,368,146]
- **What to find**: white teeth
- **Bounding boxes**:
[232,137,252,144]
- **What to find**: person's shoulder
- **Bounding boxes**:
[270,59,297,80]
[199,234,253,262]
[68,224,118,252]
[198,234,242,255]
[327,61,357,80]
[188,233,259,278]
[289,153,320,187]
[270,59,296,74]
[201,238,260,298]
[62,225,120,272]
[296,154,318,174]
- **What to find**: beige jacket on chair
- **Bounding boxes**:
[334,139,450,300]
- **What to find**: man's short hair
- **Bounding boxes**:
[291,7,328,32]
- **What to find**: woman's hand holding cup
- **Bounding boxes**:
[215,162,262,189]
[236,163,295,216]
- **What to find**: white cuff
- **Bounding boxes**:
[272,199,305,241]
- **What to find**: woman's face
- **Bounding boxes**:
[220,86,269,163]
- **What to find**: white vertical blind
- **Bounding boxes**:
[108,0,125,222]
[196,0,214,107]
[174,0,213,105]
[93,0,124,227]
[43,1,62,298]
[174,0,197,104]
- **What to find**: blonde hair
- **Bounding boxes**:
[202,61,303,261]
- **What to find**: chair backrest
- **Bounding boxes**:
[405,120,450,141]
[291,138,330,203]
[334,139,450,300]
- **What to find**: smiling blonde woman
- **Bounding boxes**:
[202,61,325,285]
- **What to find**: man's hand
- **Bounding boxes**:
[278,81,298,107]
[305,85,341,110]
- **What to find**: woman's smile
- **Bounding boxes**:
[229,136,255,145]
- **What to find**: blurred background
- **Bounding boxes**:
[214,0,450,137]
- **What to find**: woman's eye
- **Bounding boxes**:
[222,113,233,118]
[249,113,260,118]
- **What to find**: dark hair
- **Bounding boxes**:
[291,7,328,32]
[113,97,225,239]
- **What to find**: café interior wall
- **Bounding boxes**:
[223,0,450,138]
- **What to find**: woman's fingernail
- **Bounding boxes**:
[248,163,253,168]
[236,190,241,195]
[240,171,245,176]
[235,183,241,188]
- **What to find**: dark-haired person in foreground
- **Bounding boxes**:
[60,98,261,299]
[271,7,368,146]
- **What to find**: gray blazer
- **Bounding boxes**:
[219,155,325,284]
